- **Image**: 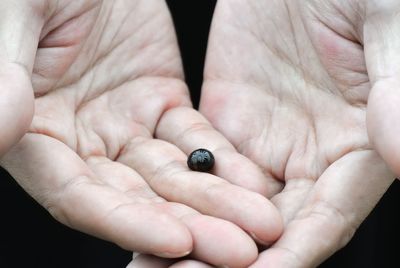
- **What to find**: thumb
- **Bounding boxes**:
[0,0,47,155]
[365,3,400,176]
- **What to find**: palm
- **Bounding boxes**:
[200,0,395,267]
[2,1,284,267]
[31,0,187,160]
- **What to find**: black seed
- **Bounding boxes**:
[187,148,215,172]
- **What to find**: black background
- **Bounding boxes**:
[1,1,399,267]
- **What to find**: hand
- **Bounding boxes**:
[127,1,400,267]
[0,1,284,267]
[198,0,396,267]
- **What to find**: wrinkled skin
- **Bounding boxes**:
[132,0,399,267]
[0,1,286,267]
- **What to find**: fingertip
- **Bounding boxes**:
[214,186,284,245]
[245,194,284,245]
[183,214,258,268]
[55,192,194,257]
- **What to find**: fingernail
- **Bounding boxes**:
[154,250,191,258]
[250,232,272,246]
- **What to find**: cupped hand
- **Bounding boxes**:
[0,1,283,267]
[198,0,396,267]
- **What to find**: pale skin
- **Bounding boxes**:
[131,0,400,267]
[1,0,400,267]
[0,1,285,267]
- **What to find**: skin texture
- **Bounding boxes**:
[0,1,36,156]
[3,1,400,267]
[203,0,397,267]
[134,0,400,267]
[0,1,284,267]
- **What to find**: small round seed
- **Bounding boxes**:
[187,148,215,172]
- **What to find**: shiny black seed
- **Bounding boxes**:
[187,148,215,172]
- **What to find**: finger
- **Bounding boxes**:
[250,151,395,268]
[86,156,165,202]
[118,137,283,244]
[169,261,215,268]
[88,157,258,267]
[0,1,48,155]
[156,106,284,197]
[156,203,257,268]
[364,4,400,176]
[0,134,193,256]
[127,255,214,268]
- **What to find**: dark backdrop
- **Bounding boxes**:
[1,1,399,267]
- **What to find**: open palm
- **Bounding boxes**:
[199,0,397,267]
[0,1,285,267]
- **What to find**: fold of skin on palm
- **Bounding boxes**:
[0,1,284,267]
[198,0,397,267]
